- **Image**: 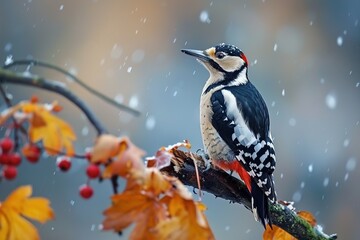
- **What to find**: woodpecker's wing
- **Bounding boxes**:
[210,83,276,201]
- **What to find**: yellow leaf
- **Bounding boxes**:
[0,185,55,240]
[26,104,76,156]
[0,100,77,156]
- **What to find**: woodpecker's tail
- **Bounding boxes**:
[251,178,272,229]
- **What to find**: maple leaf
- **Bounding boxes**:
[263,210,317,240]
[0,100,76,156]
[102,169,170,239]
[0,185,55,240]
[98,136,145,178]
[155,194,214,240]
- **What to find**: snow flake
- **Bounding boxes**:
[199,11,211,23]
[346,158,356,171]
[273,43,278,52]
[308,164,313,173]
[145,116,156,130]
[336,36,343,46]
[5,55,13,65]
[323,177,329,187]
[289,118,296,127]
[59,5,64,10]
[343,139,350,147]
[81,126,89,136]
[4,43,12,52]
[127,66,132,73]
[325,93,337,109]
[281,89,285,96]
[129,95,139,108]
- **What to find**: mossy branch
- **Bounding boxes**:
[161,149,338,240]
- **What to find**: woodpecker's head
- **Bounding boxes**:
[181,43,249,83]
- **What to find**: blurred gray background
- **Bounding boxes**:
[1,0,359,239]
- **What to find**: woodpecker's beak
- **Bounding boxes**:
[181,49,211,62]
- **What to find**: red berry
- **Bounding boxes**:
[0,138,14,153]
[0,154,10,165]
[79,184,93,199]
[3,166,17,180]
[22,144,41,163]
[8,153,22,166]
[56,156,71,172]
[86,164,100,179]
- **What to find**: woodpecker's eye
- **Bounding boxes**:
[215,52,226,59]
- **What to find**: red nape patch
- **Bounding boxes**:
[213,160,252,192]
[240,52,248,66]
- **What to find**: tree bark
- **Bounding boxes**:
[161,149,338,240]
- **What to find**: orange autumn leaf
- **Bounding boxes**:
[263,210,317,240]
[101,136,145,178]
[90,134,124,164]
[0,185,55,240]
[155,194,214,240]
[102,169,169,239]
[0,100,76,156]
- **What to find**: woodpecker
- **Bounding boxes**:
[181,43,276,228]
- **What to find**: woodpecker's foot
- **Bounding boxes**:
[196,149,211,171]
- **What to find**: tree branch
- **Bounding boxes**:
[0,68,107,135]
[3,60,140,116]
[161,149,338,240]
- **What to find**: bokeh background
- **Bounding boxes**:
[1,0,359,239]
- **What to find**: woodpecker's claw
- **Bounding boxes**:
[196,149,212,171]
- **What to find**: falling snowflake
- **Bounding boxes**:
[129,95,139,108]
[325,93,337,109]
[323,177,329,187]
[5,55,13,65]
[308,164,313,173]
[273,43,278,52]
[336,36,343,46]
[199,11,211,23]
[346,158,356,172]
[145,116,156,130]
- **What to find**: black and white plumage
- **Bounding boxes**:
[182,43,277,228]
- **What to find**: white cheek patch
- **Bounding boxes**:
[214,56,244,72]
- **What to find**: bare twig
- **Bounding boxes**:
[161,149,338,240]
[0,68,107,135]
[3,59,140,116]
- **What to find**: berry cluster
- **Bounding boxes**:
[0,137,41,180]
[56,150,100,199]
[1,137,101,199]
